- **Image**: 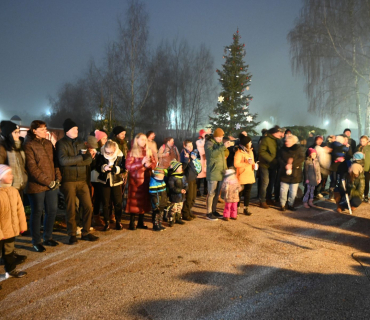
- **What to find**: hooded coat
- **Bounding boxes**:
[234,147,255,185]
[258,133,279,169]
[0,186,28,239]
[205,135,227,181]
[125,147,156,214]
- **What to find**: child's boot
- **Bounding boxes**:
[308,199,315,207]
[303,202,310,208]
[137,214,148,229]
[159,211,166,230]
[153,211,162,232]
[175,212,185,225]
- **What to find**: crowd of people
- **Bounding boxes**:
[0,118,368,279]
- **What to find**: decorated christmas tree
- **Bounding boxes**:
[209,29,259,136]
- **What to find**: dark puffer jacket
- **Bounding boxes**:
[168,173,188,203]
[23,135,62,194]
[258,134,279,169]
[278,144,305,184]
[56,136,92,183]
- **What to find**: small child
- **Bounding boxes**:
[149,168,167,231]
[180,140,202,221]
[167,160,188,227]
[0,165,28,278]
[303,148,321,208]
[220,169,241,221]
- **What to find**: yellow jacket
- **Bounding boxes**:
[0,186,27,240]
[234,148,256,185]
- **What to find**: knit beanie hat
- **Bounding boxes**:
[112,126,126,136]
[0,164,12,180]
[353,152,364,161]
[153,167,165,175]
[87,136,98,149]
[63,118,77,133]
[169,159,182,172]
[191,149,199,158]
[240,135,252,147]
[350,163,363,175]
[95,130,107,142]
[0,121,18,137]
[213,128,224,138]
[269,125,282,134]
[308,148,317,156]
[199,129,206,138]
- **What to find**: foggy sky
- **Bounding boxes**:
[0,0,328,131]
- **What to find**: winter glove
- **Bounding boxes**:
[111,166,118,174]
[81,151,91,161]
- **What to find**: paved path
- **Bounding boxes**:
[1,196,370,319]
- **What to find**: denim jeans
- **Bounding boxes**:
[207,180,222,213]
[28,188,59,245]
[259,166,277,202]
[279,182,299,207]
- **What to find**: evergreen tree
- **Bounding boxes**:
[209,30,259,136]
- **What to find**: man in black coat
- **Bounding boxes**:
[56,118,99,245]
[343,128,356,153]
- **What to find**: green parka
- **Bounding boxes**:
[258,133,279,169]
[205,135,227,181]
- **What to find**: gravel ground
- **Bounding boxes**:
[1,194,370,320]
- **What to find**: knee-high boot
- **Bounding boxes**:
[129,213,136,230]
[137,214,148,229]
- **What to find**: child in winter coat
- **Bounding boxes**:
[96,140,126,231]
[234,135,255,215]
[220,168,241,221]
[167,160,188,227]
[303,148,321,208]
[149,168,167,231]
[0,165,28,278]
[180,140,202,221]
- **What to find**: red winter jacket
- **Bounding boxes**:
[125,148,156,214]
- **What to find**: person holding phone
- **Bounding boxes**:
[234,136,255,215]
[125,133,156,230]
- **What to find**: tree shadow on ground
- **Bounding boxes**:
[128,263,370,320]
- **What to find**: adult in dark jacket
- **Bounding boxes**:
[343,128,356,154]
[56,118,99,245]
[258,126,284,208]
[278,135,305,211]
[0,121,28,199]
[205,128,230,220]
[23,120,62,252]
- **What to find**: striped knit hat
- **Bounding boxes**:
[153,167,165,175]
[0,164,12,180]
[169,159,182,172]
